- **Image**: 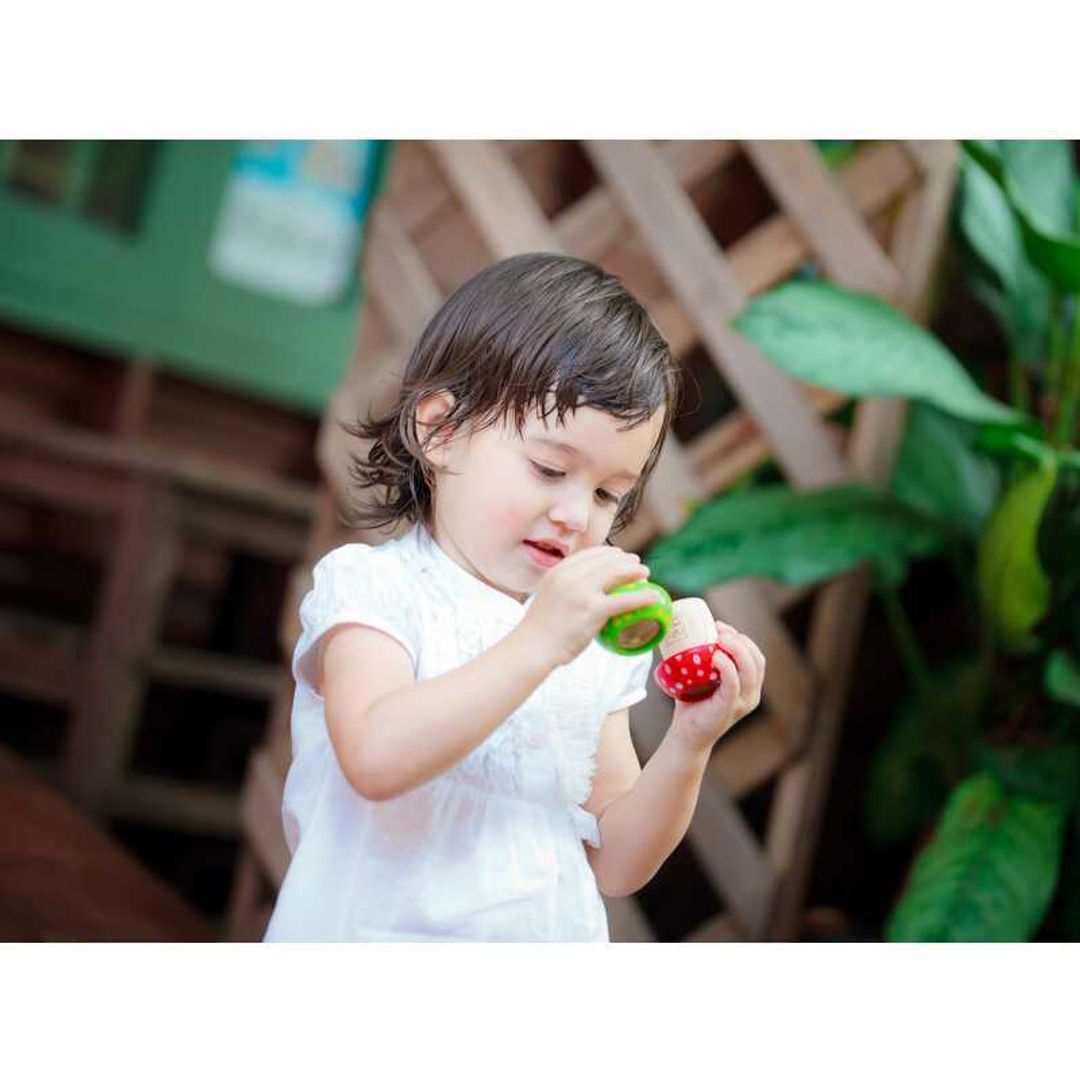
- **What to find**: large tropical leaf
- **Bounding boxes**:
[1000,141,1076,236]
[958,154,1048,363]
[734,282,1028,428]
[976,458,1058,654]
[891,403,1000,539]
[644,483,949,594]
[968,139,1080,292]
[886,773,1066,942]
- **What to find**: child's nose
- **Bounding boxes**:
[548,494,589,532]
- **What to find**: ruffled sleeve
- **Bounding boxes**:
[292,543,420,692]
[605,650,655,714]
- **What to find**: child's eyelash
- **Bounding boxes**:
[529,461,621,505]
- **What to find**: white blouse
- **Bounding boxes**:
[263,522,653,942]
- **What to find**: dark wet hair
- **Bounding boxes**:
[345,252,681,535]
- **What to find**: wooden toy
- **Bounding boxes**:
[653,597,732,702]
[597,580,673,655]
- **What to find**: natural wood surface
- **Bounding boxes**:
[0,745,212,941]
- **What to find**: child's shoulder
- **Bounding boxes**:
[310,529,424,592]
[315,528,419,571]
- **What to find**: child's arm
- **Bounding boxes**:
[583,622,766,897]
[323,622,555,802]
[323,545,656,802]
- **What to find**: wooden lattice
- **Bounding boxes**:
[227,140,958,942]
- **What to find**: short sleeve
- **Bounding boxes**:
[605,650,655,714]
[292,543,419,691]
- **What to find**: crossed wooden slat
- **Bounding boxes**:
[227,140,957,942]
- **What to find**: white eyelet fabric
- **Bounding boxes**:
[264,523,653,942]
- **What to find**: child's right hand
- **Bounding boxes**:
[517,545,661,669]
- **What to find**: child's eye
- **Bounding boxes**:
[530,460,622,508]
[530,461,565,481]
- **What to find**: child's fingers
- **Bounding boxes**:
[712,647,741,709]
[717,622,765,688]
[716,626,756,681]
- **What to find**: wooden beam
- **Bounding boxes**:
[365,207,443,342]
[145,647,282,700]
[604,895,657,942]
[107,775,240,837]
[742,141,902,298]
[553,140,738,260]
[585,140,849,492]
[61,477,179,809]
[429,141,561,258]
[706,578,816,748]
[176,494,310,563]
[240,747,291,887]
[709,716,790,801]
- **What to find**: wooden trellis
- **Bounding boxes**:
[227,139,958,942]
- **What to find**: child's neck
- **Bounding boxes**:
[424,520,531,605]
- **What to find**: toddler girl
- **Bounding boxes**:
[264,252,765,942]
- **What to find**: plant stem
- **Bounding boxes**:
[879,584,933,701]
[1052,299,1080,448]
[1008,347,1031,412]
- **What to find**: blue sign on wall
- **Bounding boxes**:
[209,141,382,306]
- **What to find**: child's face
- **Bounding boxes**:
[423,394,665,602]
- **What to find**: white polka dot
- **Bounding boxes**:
[675,682,683,691]
[696,669,703,677]
[692,653,700,664]
[710,673,719,681]
[681,667,687,675]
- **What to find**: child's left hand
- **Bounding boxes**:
[669,621,765,754]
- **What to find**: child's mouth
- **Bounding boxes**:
[523,540,565,567]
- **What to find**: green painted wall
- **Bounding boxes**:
[0,140,390,415]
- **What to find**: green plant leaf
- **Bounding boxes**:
[891,403,1001,539]
[1000,141,1076,237]
[886,773,1066,941]
[958,153,1048,363]
[643,483,949,594]
[962,140,1003,182]
[733,281,1028,428]
[1046,650,1080,707]
[974,424,1058,467]
[976,140,1080,293]
[1013,214,1080,293]
[975,458,1058,653]
[815,140,857,171]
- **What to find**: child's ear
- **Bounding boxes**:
[414,390,457,468]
